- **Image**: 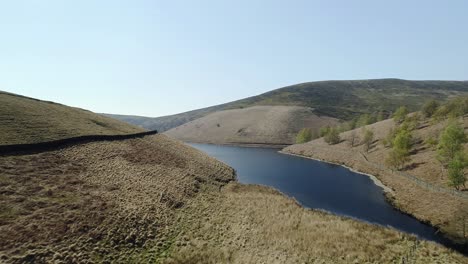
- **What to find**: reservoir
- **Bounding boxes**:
[190,143,465,253]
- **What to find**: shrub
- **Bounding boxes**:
[393,106,409,124]
[422,100,439,118]
[447,151,467,190]
[437,120,466,166]
[362,128,374,153]
[385,126,412,170]
[319,126,331,137]
[324,127,340,145]
[296,128,313,144]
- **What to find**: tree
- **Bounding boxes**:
[386,148,410,170]
[377,111,386,122]
[393,106,409,123]
[296,128,312,144]
[385,126,412,170]
[357,114,373,127]
[447,152,467,190]
[362,128,374,153]
[393,128,412,152]
[422,100,439,118]
[348,130,358,147]
[319,126,331,137]
[437,121,466,166]
[324,127,341,145]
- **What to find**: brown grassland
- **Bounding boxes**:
[283,116,468,246]
[0,91,144,145]
[1,134,466,263]
[1,93,467,263]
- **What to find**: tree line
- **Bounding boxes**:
[295,97,468,189]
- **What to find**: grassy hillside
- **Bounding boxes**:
[107,79,468,132]
[1,93,465,262]
[165,105,338,145]
[0,91,144,145]
[283,112,468,245]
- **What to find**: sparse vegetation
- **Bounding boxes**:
[284,98,468,244]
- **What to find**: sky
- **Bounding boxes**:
[0,1,467,117]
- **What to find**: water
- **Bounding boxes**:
[190,143,466,253]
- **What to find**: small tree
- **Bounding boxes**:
[386,148,410,170]
[447,151,467,190]
[348,130,358,147]
[393,106,409,124]
[324,127,341,145]
[422,100,439,118]
[377,111,386,122]
[296,128,313,144]
[362,128,375,153]
[437,121,466,166]
[319,126,331,137]
[357,114,373,127]
[385,126,412,170]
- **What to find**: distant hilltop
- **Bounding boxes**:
[105,78,468,145]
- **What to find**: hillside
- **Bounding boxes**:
[0,91,145,145]
[107,79,468,132]
[0,93,466,262]
[283,115,468,245]
[165,105,338,145]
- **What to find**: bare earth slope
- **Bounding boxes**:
[0,91,144,145]
[283,117,468,245]
[165,105,338,145]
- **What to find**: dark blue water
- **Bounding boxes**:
[190,143,466,253]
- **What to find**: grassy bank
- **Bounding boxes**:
[283,117,468,245]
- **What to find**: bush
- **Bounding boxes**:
[319,126,331,137]
[424,137,438,150]
[385,126,413,170]
[447,151,467,190]
[393,106,409,123]
[437,120,466,166]
[296,128,313,144]
[362,128,374,153]
[422,100,439,118]
[324,127,340,145]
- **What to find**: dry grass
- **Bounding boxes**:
[0,91,144,145]
[1,92,466,263]
[165,183,466,263]
[1,134,465,263]
[165,106,338,145]
[284,116,468,244]
[0,134,235,263]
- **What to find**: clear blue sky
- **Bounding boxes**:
[1,1,467,117]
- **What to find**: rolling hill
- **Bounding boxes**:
[106,79,468,133]
[165,105,338,145]
[1,91,466,262]
[283,111,468,245]
[0,91,145,145]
